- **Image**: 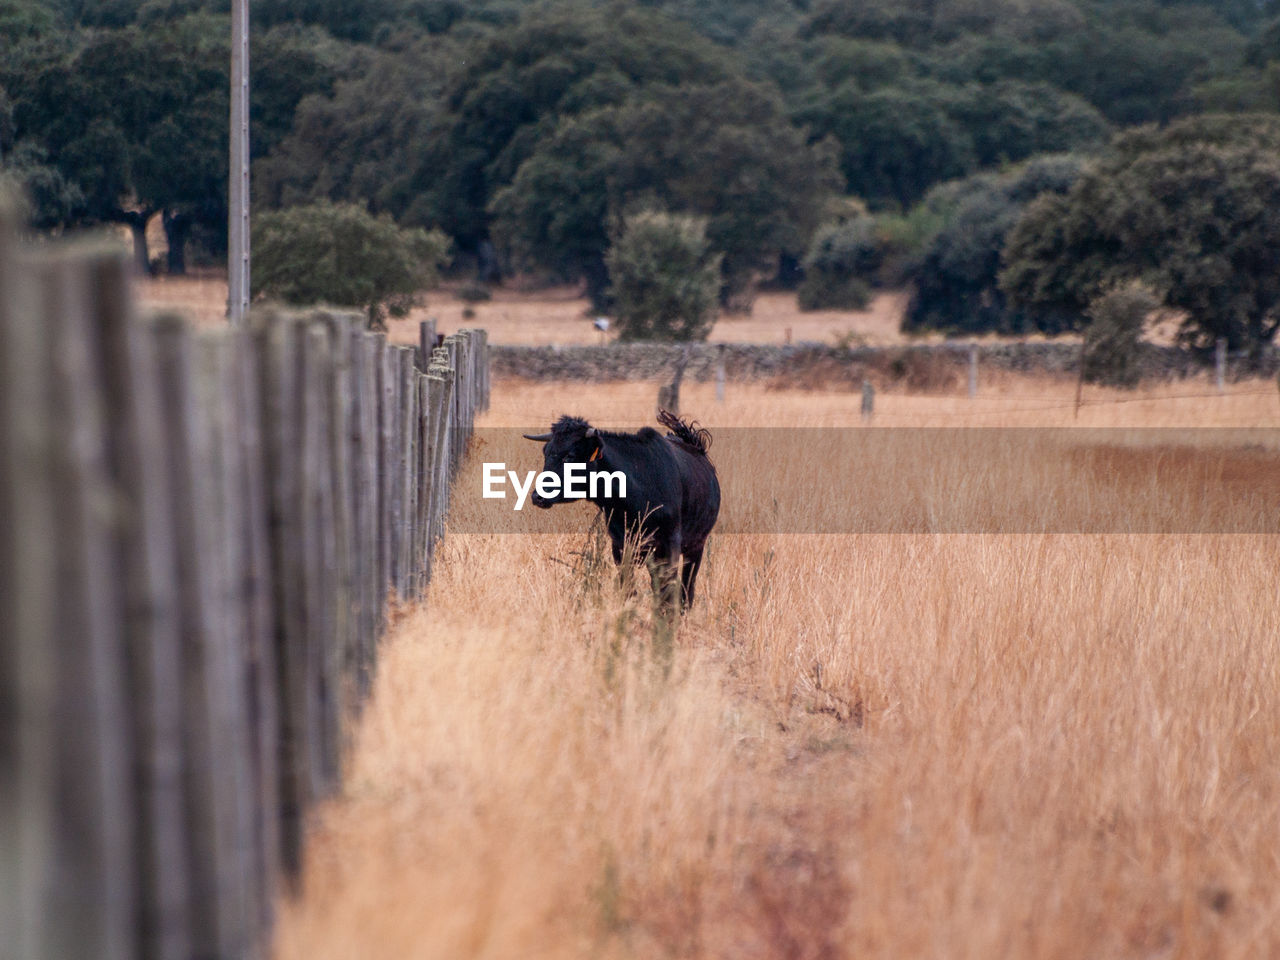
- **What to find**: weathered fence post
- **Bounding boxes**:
[153,318,254,960]
[1216,338,1227,391]
[968,344,979,399]
[380,338,401,604]
[349,329,380,698]
[93,256,192,960]
[418,319,437,373]
[861,380,875,420]
[299,324,340,795]
[227,326,280,948]
[35,251,137,960]
[398,348,418,598]
[253,317,310,881]
[715,344,726,404]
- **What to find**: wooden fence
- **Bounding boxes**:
[0,224,488,960]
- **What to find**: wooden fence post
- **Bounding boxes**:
[35,251,137,960]
[349,330,380,699]
[397,348,418,598]
[968,344,979,399]
[92,257,193,960]
[252,317,310,882]
[298,324,340,795]
[153,319,254,960]
[227,326,280,948]
[319,317,356,762]
[418,319,437,373]
[415,374,433,595]
[424,367,448,566]
[379,338,401,605]
[197,330,266,958]
[715,345,726,404]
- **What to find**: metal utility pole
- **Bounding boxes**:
[228,0,250,323]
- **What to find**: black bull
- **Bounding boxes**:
[523,412,721,609]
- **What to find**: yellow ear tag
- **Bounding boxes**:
[589,447,601,462]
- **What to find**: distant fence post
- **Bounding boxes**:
[1216,338,1227,391]
[715,344,726,404]
[861,380,875,420]
[968,344,978,399]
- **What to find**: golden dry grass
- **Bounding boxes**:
[137,273,1200,349]
[137,273,921,345]
[271,376,1280,960]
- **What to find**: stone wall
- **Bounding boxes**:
[491,341,1278,384]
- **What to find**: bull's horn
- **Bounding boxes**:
[585,427,596,437]
[522,432,552,442]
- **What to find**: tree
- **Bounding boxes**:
[606,210,721,342]
[902,154,1084,335]
[462,7,838,306]
[1001,115,1280,355]
[6,15,228,270]
[795,76,1106,211]
[252,201,450,328]
[253,40,448,221]
[798,82,974,210]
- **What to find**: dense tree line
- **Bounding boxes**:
[2,0,1280,346]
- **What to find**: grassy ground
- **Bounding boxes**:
[271,377,1280,960]
[136,275,1043,347]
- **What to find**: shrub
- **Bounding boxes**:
[1081,285,1155,388]
[903,154,1085,335]
[252,201,449,329]
[798,273,872,311]
[456,283,493,302]
[606,211,722,342]
[798,216,879,311]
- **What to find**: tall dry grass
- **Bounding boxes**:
[273,378,1280,960]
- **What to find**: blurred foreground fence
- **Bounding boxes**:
[0,221,488,960]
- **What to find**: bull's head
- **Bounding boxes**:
[522,415,604,508]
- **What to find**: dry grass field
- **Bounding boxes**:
[272,376,1280,960]
[136,274,1190,348]
[136,274,1059,346]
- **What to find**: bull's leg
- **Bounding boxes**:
[646,532,681,672]
[647,532,682,614]
[680,547,704,610]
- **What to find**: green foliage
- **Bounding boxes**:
[606,210,721,342]
[1001,114,1280,353]
[2,0,1276,305]
[9,15,228,222]
[797,78,1106,210]
[903,154,1085,335]
[252,201,449,327]
[1080,284,1156,388]
[477,8,839,305]
[0,0,62,41]
[797,217,879,310]
[254,39,449,219]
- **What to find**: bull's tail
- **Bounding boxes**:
[657,408,712,455]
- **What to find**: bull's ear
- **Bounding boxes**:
[587,434,604,462]
[522,432,552,442]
